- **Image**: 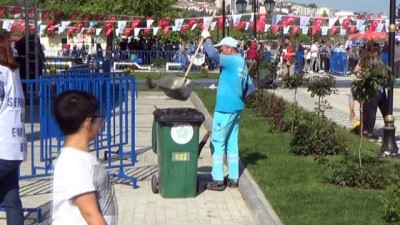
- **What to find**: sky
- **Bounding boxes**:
[289,0,390,15]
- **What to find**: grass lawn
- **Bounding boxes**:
[195,88,395,225]
[132,71,219,80]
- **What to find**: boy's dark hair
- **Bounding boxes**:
[52,90,99,135]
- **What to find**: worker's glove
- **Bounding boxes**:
[201,30,211,39]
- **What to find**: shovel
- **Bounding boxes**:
[157,11,217,101]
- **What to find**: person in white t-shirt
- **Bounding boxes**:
[0,35,26,225]
[310,40,320,72]
[51,90,117,225]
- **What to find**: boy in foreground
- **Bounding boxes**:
[51,90,117,225]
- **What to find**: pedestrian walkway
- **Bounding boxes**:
[268,84,400,146]
[0,92,265,225]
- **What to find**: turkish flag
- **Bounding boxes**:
[46,20,55,28]
[11,7,21,15]
[86,28,93,36]
[11,22,19,32]
[69,12,79,21]
[181,25,188,32]
[342,19,351,29]
[272,25,280,34]
[67,28,75,37]
[313,18,323,29]
[286,17,295,25]
[124,28,132,37]
[163,26,169,35]
[27,8,35,18]
[330,27,337,36]
[218,17,224,29]
[312,26,319,36]
[30,24,35,33]
[188,19,197,29]
[258,13,266,22]
[0,7,6,17]
[256,21,265,32]
[368,20,379,32]
[83,13,92,21]
[41,11,49,20]
[131,19,141,28]
[76,22,83,33]
[291,26,299,35]
[235,21,245,30]
[143,28,150,36]
[19,21,25,33]
[110,15,117,21]
[97,15,105,21]
[106,29,113,36]
[53,10,62,18]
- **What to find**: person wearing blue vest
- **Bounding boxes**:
[0,35,26,225]
[201,30,250,191]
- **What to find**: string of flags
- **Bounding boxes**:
[0,4,396,38]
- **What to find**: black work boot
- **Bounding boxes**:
[206,180,225,191]
[227,179,238,188]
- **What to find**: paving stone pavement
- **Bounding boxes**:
[268,81,400,147]
[0,92,260,225]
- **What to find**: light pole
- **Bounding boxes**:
[236,0,275,38]
[222,0,226,37]
[381,0,399,156]
[253,0,257,39]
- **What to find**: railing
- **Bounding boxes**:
[21,72,137,188]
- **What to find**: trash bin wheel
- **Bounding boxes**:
[151,174,159,194]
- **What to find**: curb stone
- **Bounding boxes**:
[190,93,283,225]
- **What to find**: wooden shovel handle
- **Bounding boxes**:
[183,10,217,79]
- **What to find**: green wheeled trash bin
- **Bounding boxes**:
[151,108,205,198]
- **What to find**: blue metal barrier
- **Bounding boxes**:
[330,52,348,75]
[21,73,137,188]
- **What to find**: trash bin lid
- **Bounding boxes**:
[153,108,205,125]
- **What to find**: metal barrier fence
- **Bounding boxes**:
[330,52,348,75]
[21,72,137,188]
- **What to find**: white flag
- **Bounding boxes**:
[174,18,184,31]
[340,28,347,36]
[232,14,241,27]
[245,22,249,31]
[376,23,384,32]
[203,16,212,29]
[301,26,308,35]
[321,26,329,35]
[299,16,310,27]
[359,25,366,33]
[59,21,70,33]
[152,27,160,36]
[134,28,140,37]
[2,20,14,32]
[385,19,390,32]
[356,20,365,31]
[264,24,271,32]
[283,26,290,34]
[272,15,282,26]
[328,18,337,29]
[89,21,97,28]
[210,21,217,31]
[96,28,102,36]
[146,19,154,28]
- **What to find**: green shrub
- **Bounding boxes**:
[290,115,347,159]
[329,156,392,190]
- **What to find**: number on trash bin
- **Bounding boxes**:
[172,152,190,161]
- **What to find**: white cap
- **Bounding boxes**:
[214,37,239,48]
